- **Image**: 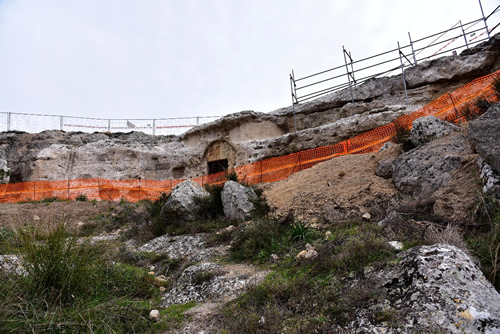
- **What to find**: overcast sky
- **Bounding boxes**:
[0,0,498,121]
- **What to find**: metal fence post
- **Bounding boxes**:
[343,46,354,103]
[7,112,11,131]
[290,70,298,132]
[107,119,111,132]
[196,116,200,126]
[460,20,469,49]
[408,32,417,65]
[60,116,64,131]
[398,42,410,106]
[479,0,490,39]
[152,119,156,136]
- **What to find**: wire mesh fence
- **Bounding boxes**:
[0,112,221,136]
[2,69,499,203]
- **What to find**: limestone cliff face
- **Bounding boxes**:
[1,34,499,183]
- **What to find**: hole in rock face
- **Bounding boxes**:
[172,166,185,179]
[207,159,228,174]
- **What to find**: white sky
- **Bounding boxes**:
[0,0,498,120]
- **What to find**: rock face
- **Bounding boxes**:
[162,180,209,221]
[410,115,460,147]
[1,35,499,184]
[0,158,9,184]
[393,133,475,195]
[352,244,500,333]
[375,158,394,179]
[221,181,258,220]
[468,103,500,173]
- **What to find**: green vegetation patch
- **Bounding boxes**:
[0,224,164,333]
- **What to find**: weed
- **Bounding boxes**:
[288,220,311,242]
[75,194,88,202]
[194,184,224,220]
[193,269,217,285]
[226,170,238,182]
[493,78,500,99]
[229,219,290,263]
[475,97,491,114]
[0,224,162,332]
[394,125,414,151]
[160,301,197,329]
[466,195,500,290]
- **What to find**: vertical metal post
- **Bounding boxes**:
[152,119,156,136]
[460,20,469,49]
[107,119,111,132]
[33,181,36,201]
[479,0,490,39]
[7,112,11,131]
[138,178,141,201]
[60,116,64,131]
[408,32,417,65]
[67,179,70,200]
[196,116,200,126]
[290,70,297,132]
[349,51,356,86]
[343,46,354,103]
[398,42,410,106]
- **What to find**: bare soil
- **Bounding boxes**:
[263,146,401,224]
[0,201,120,232]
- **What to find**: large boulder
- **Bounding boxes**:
[393,133,475,195]
[468,102,500,173]
[221,181,258,220]
[0,158,9,184]
[162,180,209,221]
[351,244,500,333]
[410,115,459,147]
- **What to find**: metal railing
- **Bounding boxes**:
[290,5,500,107]
[0,111,221,136]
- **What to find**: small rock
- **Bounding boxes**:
[362,212,371,220]
[270,254,279,262]
[149,266,155,271]
[388,241,404,250]
[149,309,160,322]
[148,271,155,276]
[218,225,236,235]
[325,231,332,238]
[159,286,166,292]
[33,215,40,221]
[296,244,318,260]
[259,316,266,325]
[156,275,167,282]
[77,221,85,227]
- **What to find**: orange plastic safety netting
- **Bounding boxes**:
[1,70,499,203]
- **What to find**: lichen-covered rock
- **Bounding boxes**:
[393,133,475,195]
[410,115,459,147]
[0,255,26,276]
[162,180,209,221]
[0,158,9,184]
[137,234,223,262]
[160,262,266,307]
[350,244,500,333]
[469,103,500,174]
[479,158,500,195]
[221,181,258,220]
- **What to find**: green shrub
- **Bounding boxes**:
[194,184,224,220]
[394,125,414,151]
[288,220,311,242]
[226,170,238,182]
[0,224,162,332]
[75,194,88,202]
[229,219,290,263]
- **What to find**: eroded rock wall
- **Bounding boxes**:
[1,34,499,183]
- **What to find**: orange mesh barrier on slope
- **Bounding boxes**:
[1,70,499,203]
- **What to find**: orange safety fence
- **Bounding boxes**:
[1,70,499,203]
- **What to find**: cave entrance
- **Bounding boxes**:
[207,159,228,174]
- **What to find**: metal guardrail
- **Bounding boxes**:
[0,112,221,136]
[289,5,500,109]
